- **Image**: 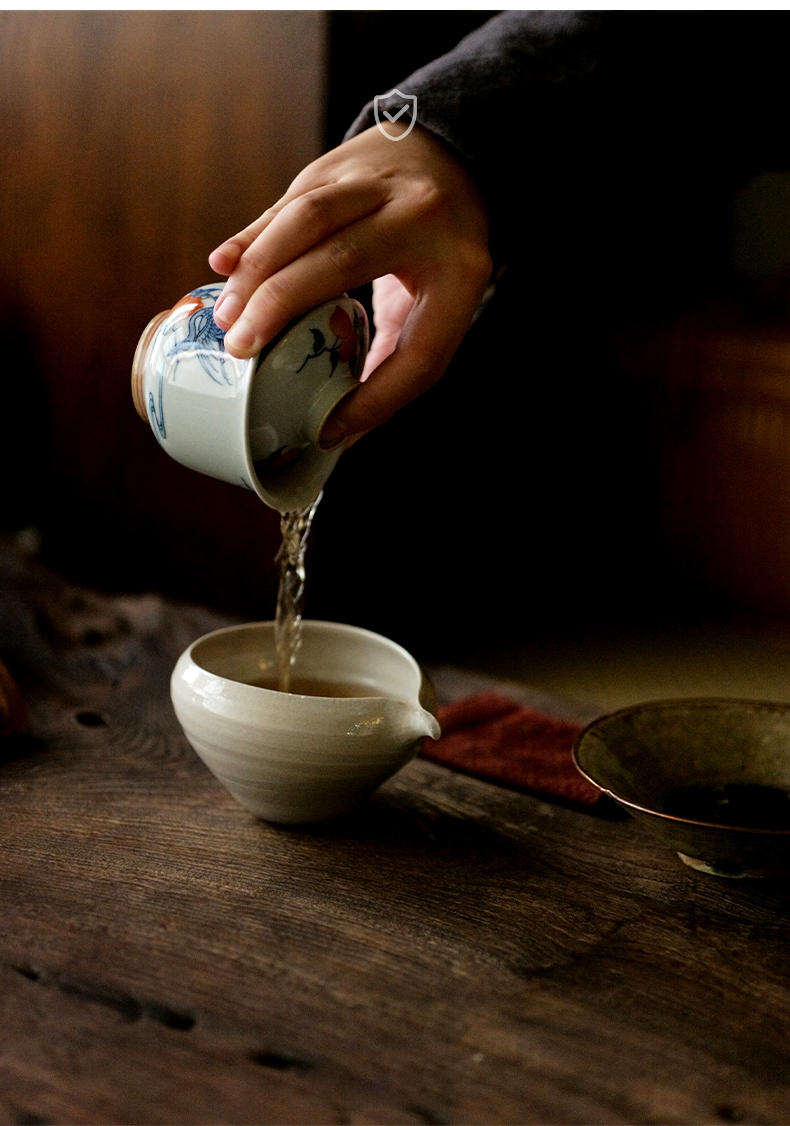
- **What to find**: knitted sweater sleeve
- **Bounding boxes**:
[344,13,790,236]
[344,12,603,252]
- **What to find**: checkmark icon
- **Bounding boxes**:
[383,104,410,123]
[373,89,417,140]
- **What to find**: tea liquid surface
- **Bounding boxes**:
[247,675,380,698]
[663,782,790,830]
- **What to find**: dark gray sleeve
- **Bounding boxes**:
[344,12,604,256]
[348,15,603,206]
[342,12,790,320]
[344,14,790,248]
[344,11,601,156]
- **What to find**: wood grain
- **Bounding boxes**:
[2,534,790,1124]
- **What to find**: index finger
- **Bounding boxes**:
[215,182,387,333]
[223,203,401,356]
[209,206,283,278]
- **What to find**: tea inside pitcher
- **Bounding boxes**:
[247,675,379,698]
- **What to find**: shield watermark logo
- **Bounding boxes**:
[373,89,417,141]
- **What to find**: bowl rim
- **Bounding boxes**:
[176,618,437,718]
[572,696,790,837]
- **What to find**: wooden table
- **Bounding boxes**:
[2,534,790,1126]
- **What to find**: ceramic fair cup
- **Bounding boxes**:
[171,620,441,825]
[132,285,368,513]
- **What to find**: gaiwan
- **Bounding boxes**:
[131,283,369,513]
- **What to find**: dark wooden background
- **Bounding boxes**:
[0,11,328,616]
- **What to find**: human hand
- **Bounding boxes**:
[209,123,491,444]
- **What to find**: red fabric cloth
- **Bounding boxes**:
[422,691,601,807]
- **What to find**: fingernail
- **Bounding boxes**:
[318,417,348,450]
[214,292,243,328]
[225,319,258,354]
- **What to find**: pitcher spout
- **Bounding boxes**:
[414,705,441,743]
[415,668,441,742]
[388,695,440,745]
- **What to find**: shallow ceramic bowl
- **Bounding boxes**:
[171,620,439,825]
[573,698,790,877]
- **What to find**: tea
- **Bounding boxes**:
[663,782,790,830]
[247,675,379,698]
[274,494,322,693]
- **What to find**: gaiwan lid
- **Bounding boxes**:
[132,284,369,513]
